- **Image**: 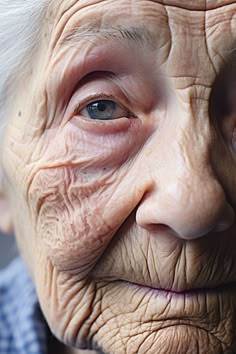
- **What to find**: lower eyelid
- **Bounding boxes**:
[70,115,132,135]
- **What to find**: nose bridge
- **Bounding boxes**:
[167,85,221,191]
[173,109,212,184]
[136,92,235,239]
[156,104,216,208]
[152,90,214,184]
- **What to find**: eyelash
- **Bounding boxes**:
[73,93,135,119]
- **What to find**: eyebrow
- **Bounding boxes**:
[60,24,154,48]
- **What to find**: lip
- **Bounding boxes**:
[100,279,236,332]
[125,281,236,299]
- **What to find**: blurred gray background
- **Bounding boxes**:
[0,232,18,269]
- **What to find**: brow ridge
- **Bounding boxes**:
[60,24,154,48]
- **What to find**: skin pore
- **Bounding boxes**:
[1,0,236,353]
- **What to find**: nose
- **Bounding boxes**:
[136,118,235,240]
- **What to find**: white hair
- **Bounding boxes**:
[0,0,48,132]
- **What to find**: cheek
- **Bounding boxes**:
[23,116,150,273]
[29,166,117,273]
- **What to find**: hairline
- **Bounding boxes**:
[0,0,50,182]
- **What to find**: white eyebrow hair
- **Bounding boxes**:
[60,24,155,48]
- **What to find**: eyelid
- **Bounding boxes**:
[67,72,139,124]
[74,93,135,118]
[74,93,117,113]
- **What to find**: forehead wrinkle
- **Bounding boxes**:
[59,24,155,49]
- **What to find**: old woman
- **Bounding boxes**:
[0,0,236,353]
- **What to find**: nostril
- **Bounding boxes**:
[135,150,236,240]
[171,200,235,240]
[136,180,235,240]
[139,223,177,235]
[211,205,235,233]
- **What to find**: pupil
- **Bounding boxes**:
[97,102,107,112]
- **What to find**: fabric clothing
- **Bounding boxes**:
[0,258,48,354]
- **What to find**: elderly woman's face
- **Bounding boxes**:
[1,0,236,352]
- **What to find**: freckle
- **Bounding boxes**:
[18,111,22,117]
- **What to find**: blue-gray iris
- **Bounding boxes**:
[87,100,116,120]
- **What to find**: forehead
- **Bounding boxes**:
[162,0,236,9]
[49,0,236,11]
[47,0,236,38]
[47,0,235,11]
[46,0,236,67]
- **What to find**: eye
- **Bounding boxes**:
[79,99,130,120]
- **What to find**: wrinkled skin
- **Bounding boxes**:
[1,0,236,353]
